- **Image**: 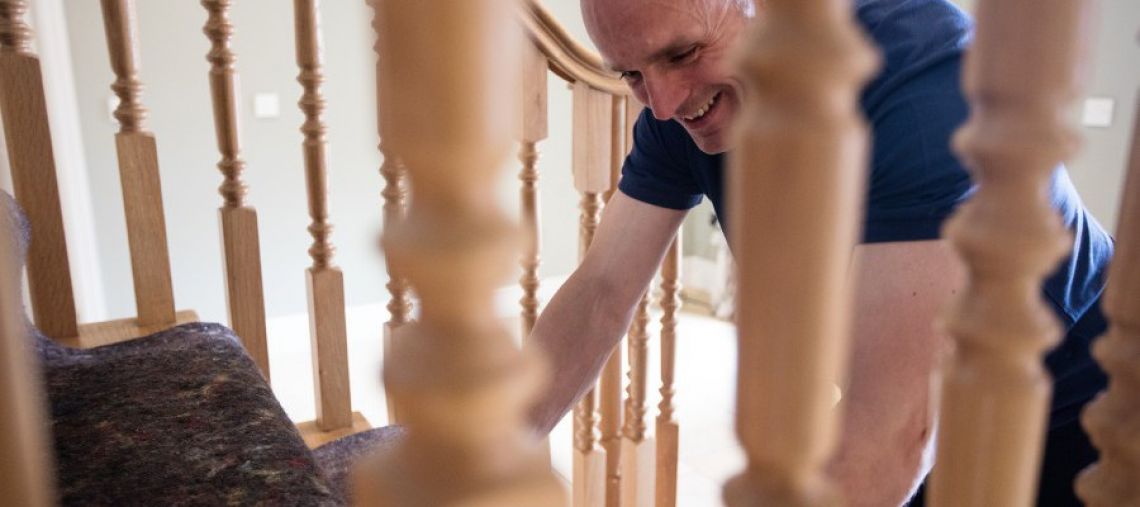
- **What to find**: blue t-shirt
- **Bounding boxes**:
[619,0,1113,428]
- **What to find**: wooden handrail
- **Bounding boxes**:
[520,0,627,96]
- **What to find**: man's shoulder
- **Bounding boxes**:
[853,0,972,65]
[853,0,973,114]
[854,0,972,34]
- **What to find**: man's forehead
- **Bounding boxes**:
[583,0,722,70]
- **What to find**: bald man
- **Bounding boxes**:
[526,0,1112,505]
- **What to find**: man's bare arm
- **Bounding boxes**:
[828,239,966,506]
[527,191,687,435]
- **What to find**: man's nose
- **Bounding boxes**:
[643,76,687,121]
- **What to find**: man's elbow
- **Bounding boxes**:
[901,401,934,468]
[831,399,934,506]
[892,402,937,502]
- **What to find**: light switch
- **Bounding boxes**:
[1082,97,1115,128]
[253,93,280,119]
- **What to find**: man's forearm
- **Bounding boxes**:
[525,272,637,435]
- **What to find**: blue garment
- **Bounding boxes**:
[619,0,1112,431]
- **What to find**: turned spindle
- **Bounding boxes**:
[1077,96,1140,506]
[354,0,564,504]
[102,0,177,329]
[0,0,78,339]
[201,0,270,377]
[294,0,352,432]
[725,0,878,504]
[930,0,1095,504]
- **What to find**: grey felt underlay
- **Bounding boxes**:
[4,190,402,504]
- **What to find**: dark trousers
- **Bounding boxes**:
[908,418,1099,506]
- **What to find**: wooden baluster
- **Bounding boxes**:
[571,81,613,507]
[1077,96,1140,506]
[519,41,546,340]
[0,202,56,506]
[354,0,563,504]
[619,96,656,507]
[518,39,555,464]
[622,290,653,507]
[930,0,1094,504]
[0,0,78,339]
[294,0,352,433]
[724,0,878,505]
[655,235,680,507]
[372,6,412,426]
[599,94,631,507]
[100,0,176,329]
[200,0,270,378]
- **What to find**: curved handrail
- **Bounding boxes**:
[521,0,629,96]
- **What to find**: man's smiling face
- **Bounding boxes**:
[582,0,752,154]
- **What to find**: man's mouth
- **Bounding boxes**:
[681,91,722,124]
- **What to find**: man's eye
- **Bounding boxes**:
[620,71,641,82]
[670,46,699,64]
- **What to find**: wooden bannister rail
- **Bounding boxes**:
[931,0,1093,504]
[293,0,352,433]
[100,0,176,329]
[356,0,562,503]
[0,203,55,506]
[1078,95,1140,506]
[200,0,270,378]
[0,0,79,340]
[725,0,878,504]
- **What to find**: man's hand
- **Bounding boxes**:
[828,239,965,506]
[526,191,687,434]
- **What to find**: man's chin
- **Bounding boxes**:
[691,135,730,155]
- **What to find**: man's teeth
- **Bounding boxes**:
[684,93,719,121]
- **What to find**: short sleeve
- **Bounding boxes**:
[862,58,974,244]
[618,109,704,210]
